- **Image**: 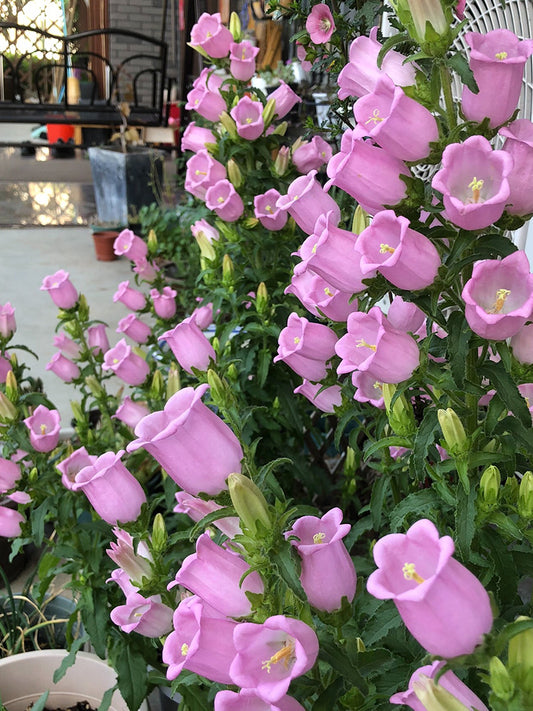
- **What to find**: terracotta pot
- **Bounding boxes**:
[0,650,147,711]
[92,230,119,261]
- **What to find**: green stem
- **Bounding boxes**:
[439,62,457,130]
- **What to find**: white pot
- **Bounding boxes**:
[0,650,142,711]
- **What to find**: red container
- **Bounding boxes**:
[46,123,75,143]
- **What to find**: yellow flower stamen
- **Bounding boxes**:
[373,381,383,391]
[468,177,484,204]
[181,643,189,656]
[495,51,508,60]
[293,194,299,201]
[487,288,511,314]
[324,287,333,297]
[40,424,47,434]
[195,170,208,176]
[313,532,326,544]
[365,108,384,125]
[261,640,295,673]
[356,339,377,351]
[403,562,425,584]
[113,358,119,364]
[379,243,395,254]
[206,31,212,38]
[265,205,273,213]
[217,196,225,203]
[320,18,331,31]
[246,117,253,124]
[294,336,300,344]
[242,50,246,60]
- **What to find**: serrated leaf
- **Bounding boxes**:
[312,678,346,711]
[115,646,148,711]
[362,601,402,646]
[364,435,412,459]
[52,637,88,682]
[480,527,519,606]
[455,484,476,561]
[272,543,306,601]
[318,637,368,692]
[447,51,478,93]
[446,311,471,389]
[376,31,410,68]
[412,408,439,481]
[390,488,441,531]
[370,474,388,530]
[480,361,531,428]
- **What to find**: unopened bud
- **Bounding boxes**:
[195,231,217,261]
[9,352,18,369]
[204,141,218,155]
[256,282,268,315]
[227,158,243,188]
[152,513,168,552]
[352,204,370,234]
[480,465,500,508]
[272,120,288,136]
[356,637,366,652]
[518,471,533,520]
[211,336,220,355]
[5,370,17,401]
[222,254,234,287]
[0,392,17,421]
[508,616,533,674]
[227,363,238,381]
[243,217,259,229]
[187,41,209,59]
[262,98,277,128]
[219,111,238,139]
[229,11,242,41]
[503,475,519,504]
[206,368,226,405]
[29,467,38,484]
[77,294,89,322]
[147,228,158,253]
[166,363,181,399]
[437,408,469,456]
[150,370,165,400]
[273,146,290,176]
[70,400,85,424]
[291,136,306,153]
[344,447,356,478]
[132,346,147,361]
[413,676,472,710]
[85,374,105,397]
[489,657,515,701]
[383,384,416,436]
[227,472,271,535]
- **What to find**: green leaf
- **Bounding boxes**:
[52,636,88,682]
[28,692,49,711]
[455,484,476,561]
[447,51,478,93]
[486,511,523,540]
[98,686,115,711]
[272,543,306,601]
[480,527,519,606]
[390,488,441,531]
[115,646,148,711]
[364,435,412,459]
[318,637,368,692]
[312,678,346,711]
[257,348,271,388]
[411,407,440,482]
[361,601,402,646]
[479,361,531,428]
[446,311,471,389]
[370,474,388,530]
[376,31,411,68]
[80,587,108,658]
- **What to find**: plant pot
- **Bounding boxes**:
[0,650,140,711]
[88,146,165,226]
[91,230,119,261]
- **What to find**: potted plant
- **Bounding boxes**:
[88,103,165,227]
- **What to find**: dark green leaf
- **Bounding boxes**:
[480,527,519,606]
[115,646,148,711]
[447,51,478,93]
[446,312,471,389]
[370,474,388,530]
[272,543,306,601]
[455,484,476,561]
[28,692,49,711]
[312,678,346,711]
[479,361,531,428]
[390,488,441,531]
[364,436,412,459]
[52,636,88,682]
[412,407,439,481]
[318,637,368,692]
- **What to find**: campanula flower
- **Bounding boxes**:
[116,314,152,344]
[254,189,288,231]
[150,286,177,320]
[174,491,242,539]
[113,281,146,311]
[185,149,227,200]
[274,312,338,381]
[215,690,305,711]
[230,95,265,140]
[190,12,233,59]
[293,380,342,413]
[102,339,150,386]
[46,352,81,383]
[111,592,174,637]
[181,122,217,153]
[292,135,332,174]
[276,170,341,234]
[57,447,97,491]
[41,269,78,309]
[0,302,16,339]
[285,269,359,322]
[306,4,335,44]
[267,81,302,119]
[229,40,260,81]
[500,119,533,216]
[114,397,150,429]
[24,405,61,453]
[160,318,216,374]
[205,179,245,222]
[113,229,147,261]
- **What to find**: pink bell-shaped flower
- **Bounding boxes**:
[205,179,245,222]
[229,615,319,703]
[274,312,338,381]
[160,318,216,374]
[127,383,243,496]
[113,228,147,261]
[215,690,305,711]
[190,12,233,59]
[41,269,78,309]
[72,450,147,525]
[56,447,97,491]
[169,532,264,618]
[285,269,359,322]
[462,29,533,129]
[390,660,489,711]
[432,135,513,231]
[358,210,440,290]
[335,306,420,383]
[500,119,533,216]
[174,491,241,539]
[276,170,341,234]
[230,95,265,140]
[229,40,260,82]
[163,595,238,683]
[295,211,369,294]
[111,592,173,637]
[367,518,493,658]
[87,324,110,354]
[0,506,25,538]
[102,339,150,385]
[181,121,217,153]
[254,188,288,231]
[511,323,533,364]
[292,135,332,174]
[0,457,21,492]
[53,332,81,359]
[186,68,226,123]
[326,133,410,215]
[150,286,177,320]
[185,149,227,200]
[387,296,427,337]
[354,75,439,162]
[461,251,533,340]
[46,352,80,383]
[352,371,385,408]
[286,507,356,612]
[337,26,416,100]
[113,280,146,311]
[114,397,150,429]
[306,3,335,44]
[106,527,153,582]
[267,81,302,119]
[294,380,342,414]
[24,405,61,453]
[116,313,152,344]
[0,302,16,339]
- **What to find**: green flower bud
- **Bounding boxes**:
[0,392,17,422]
[227,158,243,188]
[77,294,89,321]
[356,637,366,653]
[152,513,168,553]
[243,217,259,229]
[518,471,533,520]
[273,146,290,177]
[219,111,239,139]
[344,447,356,478]
[480,465,501,507]
[70,400,85,424]
[272,120,288,136]
[227,363,238,382]
[262,98,277,128]
[84,374,105,398]
[195,232,217,261]
[256,282,268,315]
[187,41,209,59]
[383,384,416,436]
[508,617,533,673]
[227,472,271,535]
[207,368,227,405]
[132,346,147,361]
[147,228,158,254]
[150,370,165,400]
[204,141,218,155]
[5,370,18,401]
[222,254,234,287]
[437,408,469,456]
[229,11,242,41]
[489,657,515,701]
[503,475,519,503]
[291,136,306,153]
[352,204,370,234]
[29,467,39,484]
[166,363,181,399]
